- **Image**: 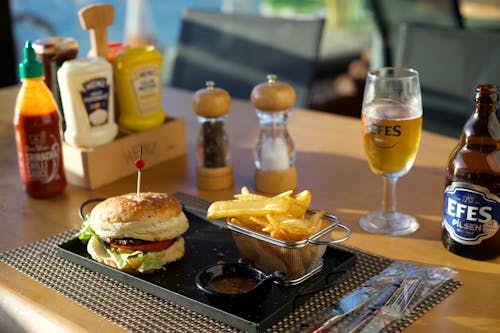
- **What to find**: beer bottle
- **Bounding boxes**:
[442,84,500,260]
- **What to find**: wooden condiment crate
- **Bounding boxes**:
[62,117,186,189]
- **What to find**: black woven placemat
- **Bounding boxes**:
[0,193,462,333]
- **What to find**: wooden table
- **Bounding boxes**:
[0,85,498,332]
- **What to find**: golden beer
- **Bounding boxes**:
[359,68,422,236]
[362,107,422,176]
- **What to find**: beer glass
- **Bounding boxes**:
[360,67,422,235]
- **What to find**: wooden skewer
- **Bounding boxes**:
[136,145,144,196]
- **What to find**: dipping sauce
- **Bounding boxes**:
[207,274,260,294]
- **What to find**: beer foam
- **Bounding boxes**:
[363,99,422,120]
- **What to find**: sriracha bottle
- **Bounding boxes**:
[13,41,66,198]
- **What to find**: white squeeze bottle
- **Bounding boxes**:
[57,57,118,148]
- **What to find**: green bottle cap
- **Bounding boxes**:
[19,41,44,79]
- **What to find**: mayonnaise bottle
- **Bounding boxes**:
[58,57,118,148]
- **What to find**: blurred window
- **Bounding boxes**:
[10,0,222,64]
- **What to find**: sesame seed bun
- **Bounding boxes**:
[89,192,189,241]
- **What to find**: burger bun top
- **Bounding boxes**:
[89,192,189,241]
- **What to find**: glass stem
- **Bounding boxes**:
[383,176,397,214]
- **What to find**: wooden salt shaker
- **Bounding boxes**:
[192,81,233,190]
[251,74,297,195]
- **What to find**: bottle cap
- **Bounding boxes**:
[32,37,79,56]
[251,74,296,111]
[475,84,498,103]
[19,41,44,79]
[192,81,231,118]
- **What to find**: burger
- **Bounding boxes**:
[78,192,189,274]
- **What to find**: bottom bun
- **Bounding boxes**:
[87,236,185,274]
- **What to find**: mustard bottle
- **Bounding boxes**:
[113,45,165,131]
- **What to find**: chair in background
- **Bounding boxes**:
[170,9,325,108]
[368,0,463,67]
[395,23,500,137]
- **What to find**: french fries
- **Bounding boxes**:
[206,197,289,218]
[207,187,325,241]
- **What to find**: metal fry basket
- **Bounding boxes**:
[227,211,351,285]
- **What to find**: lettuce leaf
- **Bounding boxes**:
[104,245,167,273]
[138,251,167,272]
[107,247,142,268]
[77,217,95,244]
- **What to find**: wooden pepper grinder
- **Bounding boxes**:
[192,81,233,190]
[251,74,297,195]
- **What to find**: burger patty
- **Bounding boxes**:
[101,237,161,246]
[98,236,177,252]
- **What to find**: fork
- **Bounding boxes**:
[344,277,422,333]
[380,277,422,315]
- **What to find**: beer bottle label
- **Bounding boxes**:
[443,182,500,245]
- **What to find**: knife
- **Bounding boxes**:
[311,287,372,333]
[343,281,401,333]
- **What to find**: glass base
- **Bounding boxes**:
[359,211,419,236]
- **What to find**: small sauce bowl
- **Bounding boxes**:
[196,263,283,306]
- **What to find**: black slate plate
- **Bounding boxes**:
[57,210,356,333]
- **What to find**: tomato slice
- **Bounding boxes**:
[110,239,174,252]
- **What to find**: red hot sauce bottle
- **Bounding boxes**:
[13,41,66,198]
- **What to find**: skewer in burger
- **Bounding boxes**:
[78,192,189,274]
